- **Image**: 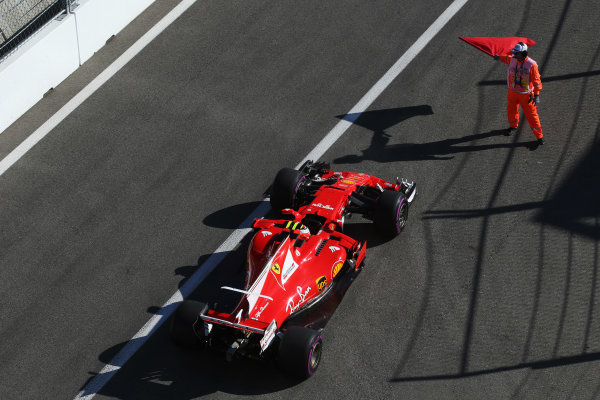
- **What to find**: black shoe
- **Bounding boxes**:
[505,127,516,136]
[537,137,546,145]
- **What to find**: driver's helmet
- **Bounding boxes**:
[299,224,310,235]
[285,221,309,235]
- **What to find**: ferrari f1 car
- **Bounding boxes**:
[170,161,416,378]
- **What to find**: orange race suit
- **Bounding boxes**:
[499,54,543,139]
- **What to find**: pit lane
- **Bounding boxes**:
[0,0,599,399]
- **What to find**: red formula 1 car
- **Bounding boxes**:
[170,161,416,378]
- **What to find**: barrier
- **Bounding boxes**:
[0,14,79,134]
[0,0,155,135]
[75,0,154,65]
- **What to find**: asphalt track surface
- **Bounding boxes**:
[1,0,600,399]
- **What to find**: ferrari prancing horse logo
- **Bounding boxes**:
[271,263,281,274]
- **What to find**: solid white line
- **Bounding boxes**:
[0,0,199,178]
[297,0,468,169]
[72,0,468,397]
[74,201,269,400]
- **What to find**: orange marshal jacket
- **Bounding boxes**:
[499,55,542,95]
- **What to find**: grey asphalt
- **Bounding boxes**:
[1,0,599,399]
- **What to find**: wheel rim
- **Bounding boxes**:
[309,338,322,373]
[396,200,408,231]
[292,176,306,208]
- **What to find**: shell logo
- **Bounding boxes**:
[332,261,344,278]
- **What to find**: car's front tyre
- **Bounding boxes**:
[270,168,306,211]
[374,190,409,237]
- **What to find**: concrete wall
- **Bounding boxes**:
[0,0,155,135]
[75,0,154,65]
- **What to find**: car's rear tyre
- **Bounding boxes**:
[170,300,206,347]
[270,168,305,211]
[277,326,323,379]
[374,190,409,237]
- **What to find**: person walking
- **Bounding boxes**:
[494,42,545,145]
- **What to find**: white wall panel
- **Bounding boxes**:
[75,0,155,64]
[0,0,155,135]
[0,14,79,133]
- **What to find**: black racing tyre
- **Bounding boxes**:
[277,326,323,379]
[374,190,409,237]
[170,300,206,347]
[270,168,306,211]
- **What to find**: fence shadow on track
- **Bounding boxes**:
[389,351,600,382]
[536,138,600,240]
[391,0,600,390]
[393,127,600,386]
[421,134,600,241]
[477,69,600,87]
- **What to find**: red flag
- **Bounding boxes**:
[459,36,536,57]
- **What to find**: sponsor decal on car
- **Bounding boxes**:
[329,246,340,253]
[235,309,244,323]
[261,231,273,237]
[286,285,311,314]
[260,319,277,353]
[254,302,269,319]
[271,263,281,274]
[311,203,334,211]
[316,276,328,291]
[341,175,363,184]
[331,261,344,278]
[281,249,299,284]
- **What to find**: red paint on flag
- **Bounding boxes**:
[459,36,536,57]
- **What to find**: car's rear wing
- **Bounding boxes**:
[197,286,274,334]
[200,309,269,334]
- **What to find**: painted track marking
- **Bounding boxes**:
[65,0,467,397]
[0,0,199,178]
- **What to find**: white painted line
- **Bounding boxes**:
[74,201,270,399]
[297,0,469,169]
[0,0,199,178]
[71,0,468,397]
